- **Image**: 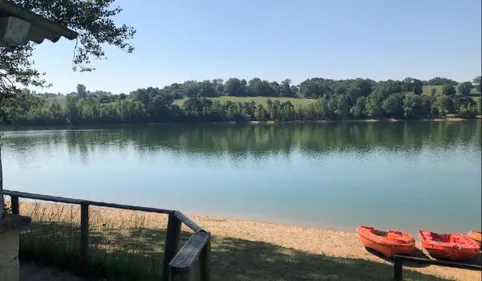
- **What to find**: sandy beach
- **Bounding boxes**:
[11,201,481,281]
[191,214,481,281]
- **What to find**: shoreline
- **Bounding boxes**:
[248,116,482,124]
[2,116,481,129]
[14,202,481,281]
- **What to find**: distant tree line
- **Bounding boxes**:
[7,76,482,125]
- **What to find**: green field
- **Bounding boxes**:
[173,96,316,107]
[45,86,480,108]
[422,85,481,96]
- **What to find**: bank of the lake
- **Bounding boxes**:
[6,115,482,129]
[247,115,482,124]
[15,201,480,281]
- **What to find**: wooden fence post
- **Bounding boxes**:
[80,203,89,266]
[11,195,19,215]
[199,233,211,281]
[393,257,403,281]
[162,213,182,281]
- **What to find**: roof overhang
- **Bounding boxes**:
[0,0,78,46]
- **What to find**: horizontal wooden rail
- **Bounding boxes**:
[174,211,204,233]
[169,232,211,281]
[393,255,482,281]
[4,190,173,214]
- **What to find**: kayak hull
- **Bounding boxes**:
[419,230,480,261]
[467,231,481,248]
[357,226,415,258]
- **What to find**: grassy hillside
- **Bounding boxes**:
[45,86,480,108]
[173,96,316,107]
[422,85,481,96]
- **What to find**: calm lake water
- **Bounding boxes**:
[2,121,481,234]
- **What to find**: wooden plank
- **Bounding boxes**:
[3,190,173,214]
[393,255,482,271]
[91,201,172,214]
[162,214,182,281]
[4,190,83,204]
[11,195,19,215]
[174,211,204,233]
[80,203,89,266]
[170,232,210,270]
[199,233,212,281]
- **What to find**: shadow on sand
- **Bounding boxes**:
[18,222,458,281]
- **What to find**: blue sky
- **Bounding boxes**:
[33,0,481,94]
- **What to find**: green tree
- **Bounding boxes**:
[403,93,423,118]
[350,97,366,119]
[279,79,293,97]
[365,92,384,118]
[433,95,453,116]
[412,79,423,95]
[430,88,437,96]
[442,84,456,96]
[382,93,404,118]
[457,82,473,96]
[457,104,477,118]
[1,0,135,122]
[224,78,244,96]
[473,76,481,92]
[427,77,458,86]
[76,84,87,98]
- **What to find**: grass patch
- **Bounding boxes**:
[13,201,458,281]
[423,85,481,96]
[173,96,316,107]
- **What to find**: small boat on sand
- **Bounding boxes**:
[419,230,480,261]
[467,231,481,248]
[357,226,415,258]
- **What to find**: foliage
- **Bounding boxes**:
[0,0,136,123]
[457,82,473,96]
[425,77,458,86]
[6,75,482,125]
[442,84,456,96]
[472,76,481,92]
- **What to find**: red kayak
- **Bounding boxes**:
[419,230,480,261]
[357,226,415,258]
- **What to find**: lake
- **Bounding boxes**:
[2,121,481,235]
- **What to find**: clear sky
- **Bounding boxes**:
[33,0,481,94]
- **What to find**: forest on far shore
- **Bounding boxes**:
[8,76,482,125]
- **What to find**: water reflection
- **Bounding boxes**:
[3,121,481,165]
[2,121,480,233]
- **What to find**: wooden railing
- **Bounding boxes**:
[4,190,211,281]
[393,255,482,281]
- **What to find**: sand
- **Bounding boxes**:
[11,202,481,281]
[189,214,481,281]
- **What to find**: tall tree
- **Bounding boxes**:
[472,76,481,92]
[442,84,456,96]
[457,82,473,96]
[76,84,87,98]
[1,0,135,121]
[0,0,136,218]
[412,79,423,95]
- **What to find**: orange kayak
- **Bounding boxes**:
[419,230,480,261]
[467,231,481,248]
[357,226,415,258]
